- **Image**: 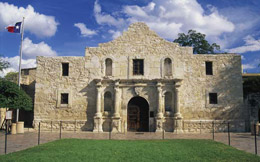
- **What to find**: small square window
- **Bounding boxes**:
[23,69,29,75]
[133,59,144,75]
[62,63,69,76]
[205,61,213,75]
[209,93,218,104]
[61,93,69,104]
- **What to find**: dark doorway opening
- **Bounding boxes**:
[127,96,149,132]
[258,109,260,123]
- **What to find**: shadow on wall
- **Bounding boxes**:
[19,80,36,127]
[79,80,97,131]
[209,56,247,122]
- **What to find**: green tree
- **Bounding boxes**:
[174,30,220,54]
[0,55,10,71]
[5,72,18,83]
[0,79,32,111]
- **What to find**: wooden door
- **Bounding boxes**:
[127,106,140,131]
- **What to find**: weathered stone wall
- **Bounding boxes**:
[21,68,36,101]
[34,22,245,132]
[181,54,245,120]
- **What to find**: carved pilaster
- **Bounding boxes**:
[156,82,164,132]
[111,117,121,132]
[156,82,163,119]
[93,80,103,132]
[173,81,183,133]
[95,81,103,118]
[174,82,182,119]
[113,80,121,118]
[93,118,103,132]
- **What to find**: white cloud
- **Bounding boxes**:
[242,57,260,72]
[243,64,256,70]
[227,35,260,53]
[0,56,36,77]
[218,6,260,49]
[22,37,57,59]
[108,30,121,39]
[0,2,59,37]
[74,23,97,37]
[94,0,235,40]
[94,0,125,27]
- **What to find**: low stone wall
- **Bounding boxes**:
[33,120,89,132]
[182,120,247,133]
[33,119,248,133]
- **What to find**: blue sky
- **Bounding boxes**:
[0,0,260,76]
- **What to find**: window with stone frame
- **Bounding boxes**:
[105,58,112,76]
[62,63,69,76]
[209,93,218,104]
[164,92,172,111]
[205,61,213,75]
[133,59,144,75]
[164,58,172,76]
[104,91,113,111]
[61,93,69,104]
[23,69,29,75]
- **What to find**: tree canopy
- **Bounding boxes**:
[0,55,10,71]
[173,30,220,54]
[0,79,33,111]
[5,72,18,83]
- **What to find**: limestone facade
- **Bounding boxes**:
[33,22,246,132]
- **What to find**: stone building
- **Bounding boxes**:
[32,22,247,133]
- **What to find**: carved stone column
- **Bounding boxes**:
[112,80,121,132]
[113,81,120,118]
[156,82,163,118]
[156,82,164,132]
[174,82,183,133]
[93,81,103,132]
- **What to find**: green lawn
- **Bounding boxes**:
[1,139,260,162]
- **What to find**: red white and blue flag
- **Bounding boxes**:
[6,22,22,33]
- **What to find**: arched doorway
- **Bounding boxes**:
[127,96,149,132]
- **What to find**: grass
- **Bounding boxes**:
[1,139,260,162]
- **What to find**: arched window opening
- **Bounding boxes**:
[105,58,112,76]
[165,92,172,112]
[164,58,172,76]
[104,91,113,112]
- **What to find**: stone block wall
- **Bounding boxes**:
[33,22,246,132]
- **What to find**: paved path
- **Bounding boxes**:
[0,130,259,155]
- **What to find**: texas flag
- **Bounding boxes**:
[6,22,22,33]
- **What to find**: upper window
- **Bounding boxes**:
[105,58,112,76]
[205,61,213,75]
[23,69,29,75]
[209,93,218,104]
[62,63,69,76]
[61,93,69,104]
[164,92,172,111]
[164,58,172,76]
[133,59,144,75]
[104,91,113,111]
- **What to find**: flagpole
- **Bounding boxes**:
[16,17,25,123]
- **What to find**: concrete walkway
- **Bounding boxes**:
[0,131,259,155]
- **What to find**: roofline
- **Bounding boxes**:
[242,73,260,77]
[21,67,37,70]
